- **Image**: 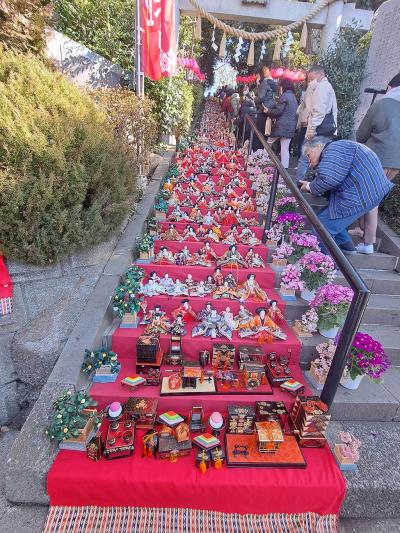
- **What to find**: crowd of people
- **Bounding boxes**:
[216,66,400,256]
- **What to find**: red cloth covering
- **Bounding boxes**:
[160,221,264,240]
[154,240,269,259]
[0,256,12,298]
[47,423,345,515]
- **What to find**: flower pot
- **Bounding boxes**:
[333,444,358,471]
[155,212,166,221]
[340,373,363,390]
[319,326,339,339]
[310,361,328,385]
[271,258,287,272]
[59,415,96,451]
[266,239,278,247]
[279,285,296,301]
[293,319,313,338]
[92,365,120,383]
[300,287,316,302]
[120,312,139,328]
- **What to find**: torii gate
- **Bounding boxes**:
[177,0,373,50]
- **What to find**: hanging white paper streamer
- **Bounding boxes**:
[211,26,218,51]
[234,37,243,63]
[282,31,293,58]
[259,40,266,62]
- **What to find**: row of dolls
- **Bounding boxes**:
[167,206,259,227]
[154,244,265,269]
[166,172,248,190]
[159,224,261,246]
[140,271,268,303]
[140,301,286,342]
[168,192,255,213]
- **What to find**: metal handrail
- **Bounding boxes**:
[243,115,371,407]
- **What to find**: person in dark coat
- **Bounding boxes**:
[239,91,257,143]
[253,65,277,150]
[264,79,298,168]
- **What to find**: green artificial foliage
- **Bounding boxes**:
[0,51,141,264]
[381,174,400,234]
[123,265,145,284]
[46,389,100,442]
[112,282,143,317]
[54,0,135,70]
[154,196,169,213]
[136,234,155,252]
[319,24,370,139]
[81,348,120,376]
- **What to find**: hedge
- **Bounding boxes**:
[0,50,140,265]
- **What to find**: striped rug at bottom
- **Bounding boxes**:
[44,506,338,533]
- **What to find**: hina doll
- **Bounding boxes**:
[234,305,253,329]
[203,210,217,226]
[217,244,248,268]
[174,246,194,266]
[238,307,287,342]
[170,314,187,336]
[240,228,260,246]
[203,181,214,195]
[181,196,193,207]
[197,302,214,321]
[192,247,213,267]
[172,299,197,322]
[238,274,269,303]
[217,175,225,186]
[222,307,236,331]
[144,311,172,335]
[182,226,199,241]
[213,281,240,300]
[140,272,161,296]
[190,280,211,298]
[172,278,189,296]
[183,273,196,292]
[245,248,265,268]
[159,273,176,295]
[224,273,238,289]
[220,206,238,226]
[197,194,208,209]
[203,241,218,262]
[204,275,216,292]
[154,246,175,265]
[169,206,190,222]
[163,178,174,194]
[225,184,238,199]
[268,300,284,324]
[161,224,181,241]
[192,307,233,341]
[204,228,220,243]
[196,224,207,239]
[189,206,202,223]
[213,267,224,287]
[222,225,240,245]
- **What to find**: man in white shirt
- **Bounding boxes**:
[296,65,338,181]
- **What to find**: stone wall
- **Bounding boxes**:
[354,0,400,131]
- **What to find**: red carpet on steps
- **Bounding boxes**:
[46,104,345,521]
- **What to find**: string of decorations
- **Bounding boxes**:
[236,68,306,84]
[178,57,206,81]
[190,0,333,65]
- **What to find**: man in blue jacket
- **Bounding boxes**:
[299,137,394,254]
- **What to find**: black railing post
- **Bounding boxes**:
[321,290,370,407]
[241,116,246,147]
[248,128,254,158]
[262,166,279,242]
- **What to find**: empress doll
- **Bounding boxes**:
[245,248,265,268]
[238,307,287,342]
[161,224,180,241]
[217,244,248,268]
[172,299,197,322]
[154,246,175,265]
[182,226,199,241]
[238,274,268,302]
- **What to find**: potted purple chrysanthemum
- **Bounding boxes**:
[310,284,354,338]
[275,196,297,215]
[341,332,391,390]
[274,213,306,238]
[298,251,336,301]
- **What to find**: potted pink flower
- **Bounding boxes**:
[279,264,304,300]
[274,213,306,238]
[307,340,336,389]
[340,332,391,390]
[293,307,318,337]
[264,225,282,247]
[310,284,354,338]
[288,233,320,264]
[298,251,336,301]
[271,242,294,270]
[334,432,361,471]
[276,196,297,215]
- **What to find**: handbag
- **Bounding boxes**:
[264,117,272,136]
[316,109,336,137]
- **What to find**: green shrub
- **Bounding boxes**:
[381,175,400,234]
[0,50,138,265]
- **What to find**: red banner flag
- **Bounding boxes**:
[140,0,177,81]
